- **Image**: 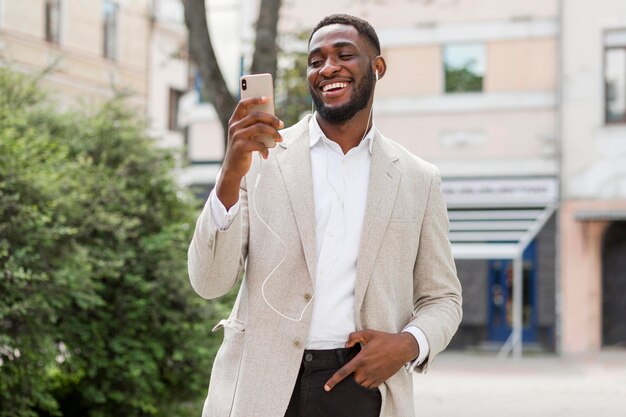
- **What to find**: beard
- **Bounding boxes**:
[309,67,375,124]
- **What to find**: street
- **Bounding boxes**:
[414,350,626,417]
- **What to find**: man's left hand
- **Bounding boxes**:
[324,329,419,391]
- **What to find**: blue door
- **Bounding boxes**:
[487,242,537,342]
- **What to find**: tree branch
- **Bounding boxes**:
[250,0,282,79]
[182,0,236,135]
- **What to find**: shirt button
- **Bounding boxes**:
[293,340,302,348]
[305,353,313,362]
[304,293,312,302]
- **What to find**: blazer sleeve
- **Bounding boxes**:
[187,176,250,300]
[407,167,462,373]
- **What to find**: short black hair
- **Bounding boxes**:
[309,14,381,55]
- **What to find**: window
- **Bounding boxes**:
[168,88,184,131]
[443,43,486,93]
[103,0,118,59]
[605,30,626,123]
[45,0,61,44]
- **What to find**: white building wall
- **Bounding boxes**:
[561,0,626,199]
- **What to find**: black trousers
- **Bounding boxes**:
[284,346,382,417]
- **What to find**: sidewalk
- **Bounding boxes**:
[413,350,626,417]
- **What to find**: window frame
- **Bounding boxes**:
[45,0,62,44]
[604,29,626,124]
[442,42,486,94]
[102,0,119,60]
[168,88,184,132]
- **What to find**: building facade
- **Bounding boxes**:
[0,0,151,109]
[559,0,626,353]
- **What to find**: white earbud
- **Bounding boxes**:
[375,69,379,81]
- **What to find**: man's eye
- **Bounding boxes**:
[339,54,353,59]
[309,60,322,68]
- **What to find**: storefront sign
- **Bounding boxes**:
[442,177,558,206]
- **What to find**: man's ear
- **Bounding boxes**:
[374,56,387,80]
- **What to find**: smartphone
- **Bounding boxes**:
[240,73,276,148]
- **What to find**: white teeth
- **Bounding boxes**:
[322,82,349,92]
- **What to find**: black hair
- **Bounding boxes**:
[309,14,381,55]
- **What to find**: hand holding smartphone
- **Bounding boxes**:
[240,73,277,148]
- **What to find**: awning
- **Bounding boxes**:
[448,205,556,260]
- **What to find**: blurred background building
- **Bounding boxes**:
[0,0,151,109]
[1,0,624,355]
[559,0,626,354]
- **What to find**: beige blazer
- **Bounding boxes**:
[188,115,462,417]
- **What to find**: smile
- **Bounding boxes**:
[321,82,350,92]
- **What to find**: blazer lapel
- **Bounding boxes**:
[354,133,402,317]
[276,116,317,282]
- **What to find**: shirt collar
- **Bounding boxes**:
[308,113,375,155]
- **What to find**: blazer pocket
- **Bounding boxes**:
[203,318,246,417]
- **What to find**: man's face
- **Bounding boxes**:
[307,24,376,124]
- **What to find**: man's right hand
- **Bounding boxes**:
[217,97,284,210]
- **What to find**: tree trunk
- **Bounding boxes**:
[182,0,282,148]
[250,0,282,80]
[182,0,236,143]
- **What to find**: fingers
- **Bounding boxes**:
[227,99,284,161]
[231,96,268,120]
[232,111,284,134]
[232,125,275,159]
[221,97,283,180]
[324,358,358,392]
[330,367,380,391]
[345,330,370,348]
[230,97,284,131]
[353,373,379,389]
[233,122,282,146]
[246,139,270,159]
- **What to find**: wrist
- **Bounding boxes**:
[216,170,243,211]
[219,166,244,185]
[399,332,419,362]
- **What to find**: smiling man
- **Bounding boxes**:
[188,14,462,417]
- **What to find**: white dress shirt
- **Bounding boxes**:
[209,114,429,367]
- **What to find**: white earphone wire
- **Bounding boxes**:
[254,71,377,322]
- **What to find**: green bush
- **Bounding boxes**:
[0,68,224,417]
